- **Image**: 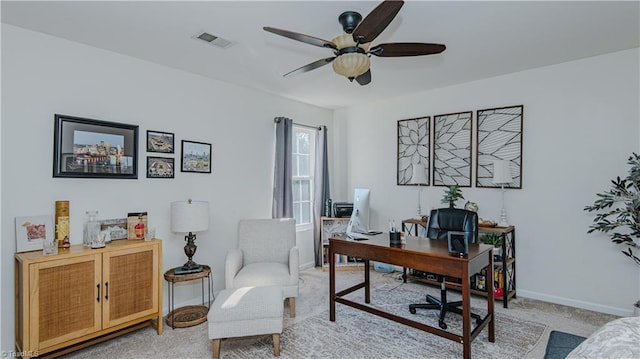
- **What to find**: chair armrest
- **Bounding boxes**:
[225,249,243,288]
[289,246,299,279]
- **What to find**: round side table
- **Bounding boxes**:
[164,265,212,329]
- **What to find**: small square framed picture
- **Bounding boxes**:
[147,156,175,178]
[15,215,54,253]
[146,130,175,153]
[181,140,211,173]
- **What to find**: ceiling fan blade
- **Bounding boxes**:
[369,43,446,57]
[283,57,335,77]
[263,27,337,50]
[355,69,372,86]
[352,0,404,44]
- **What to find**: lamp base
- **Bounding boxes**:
[174,264,203,275]
[498,206,509,227]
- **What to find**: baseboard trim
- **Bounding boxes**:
[518,289,633,317]
[300,262,315,271]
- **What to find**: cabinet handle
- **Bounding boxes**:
[97,284,100,302]
[105,282,109,300]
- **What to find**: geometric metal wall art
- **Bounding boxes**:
[433,111,472,187]
[475,105,523,188]
[397,116,430,185]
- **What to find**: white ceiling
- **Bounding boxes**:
[2,1,639,110]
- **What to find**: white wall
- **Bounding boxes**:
[0,25,332,352]
[333,48,640,316]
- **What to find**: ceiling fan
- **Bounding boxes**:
[263,0,446,86]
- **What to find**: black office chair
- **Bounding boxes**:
[408,207,482,329]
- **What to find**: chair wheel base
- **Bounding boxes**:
[409,308,416,314]
[439,320,447,330]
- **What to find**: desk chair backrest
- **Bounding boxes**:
[426,208,478,244]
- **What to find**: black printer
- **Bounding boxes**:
[333,202,353,218]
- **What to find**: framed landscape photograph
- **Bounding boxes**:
[181,140,211,173]
[53,114,138,179]
[147,156,175,178]
[15,215,54,252]
[146,130,174,153]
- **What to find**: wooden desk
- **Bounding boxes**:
[329,234,494,359]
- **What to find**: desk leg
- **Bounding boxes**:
[364,259,370,304]
[329,245,336,322]
[462,265,471,359]
[487,250,495,342]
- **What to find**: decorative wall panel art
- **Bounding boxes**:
[476,105,523,188]
[397,117,430,185]
[433,111,472,187]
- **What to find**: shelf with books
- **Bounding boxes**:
[321,216,366,271]
[404,224,516,308]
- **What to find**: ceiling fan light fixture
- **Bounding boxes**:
[332,53,370,78]
[331,34,371,79]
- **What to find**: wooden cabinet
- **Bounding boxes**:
[15,240,163,357]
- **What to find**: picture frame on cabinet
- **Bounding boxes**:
[147,156,175,178]
[98,218,128,240]
[181,140,212,173]
[53,114,139,179]
[146,130,175,153]
[127,212,148,240]
[15,215,54,253]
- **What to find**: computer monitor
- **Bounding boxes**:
[346,188,370,235]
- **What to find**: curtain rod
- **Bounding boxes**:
[274,118,321,130]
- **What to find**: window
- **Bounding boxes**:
[292,126,315,226]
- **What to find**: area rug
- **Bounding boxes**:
[223,284,547,359]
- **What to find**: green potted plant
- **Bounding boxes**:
[584,152,640,315]
[480,233,503,260]
[441,185,464,208]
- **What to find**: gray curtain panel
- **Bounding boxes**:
[272,117,294,219]
[313,126,330,266]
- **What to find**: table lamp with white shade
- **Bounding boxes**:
[492,160,513,227]
[411,162,428,218]
[171,199,209,274]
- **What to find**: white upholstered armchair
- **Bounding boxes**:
[225,218,299,316]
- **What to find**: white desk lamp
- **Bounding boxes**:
[492,160,513,227]
[171,199,209,273]
[411,162,428,218]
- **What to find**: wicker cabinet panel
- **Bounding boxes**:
[103,246,159,327]
[15,240,163,357]
[30,255,102,350]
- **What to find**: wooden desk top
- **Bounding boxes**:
[331,234,492,262]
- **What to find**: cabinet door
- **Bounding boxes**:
[29,254,102,350]
[102,243,159,328]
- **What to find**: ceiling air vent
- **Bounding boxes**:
[193,32,233,49]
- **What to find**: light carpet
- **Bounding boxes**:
[63,268,618,358]
[223,284,546,359]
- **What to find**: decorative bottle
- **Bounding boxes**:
[134,215,145,239]
[83,211,101,248]
[55,201,70,248]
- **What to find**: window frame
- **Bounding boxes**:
[291,125,316,229]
